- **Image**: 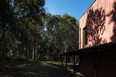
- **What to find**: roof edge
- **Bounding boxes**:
[79,0,96,21]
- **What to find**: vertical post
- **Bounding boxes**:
[95,53,98,77]
[66,55,68,69]
[79,28,81,49]
[73,55,76,75]
[61,55,63,66]
[79,55,81,72]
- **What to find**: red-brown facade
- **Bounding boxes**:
[80,0,116,49]
[79,0,116,77]
[80,50,116,77]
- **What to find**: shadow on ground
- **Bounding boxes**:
[0,61,76,77]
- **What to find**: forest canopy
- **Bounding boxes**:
[0,0,79,70]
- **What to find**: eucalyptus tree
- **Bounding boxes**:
[0,0,17,71]
[15,0,45,60]
[42,13,79,61]
[61,14,79,52]
[45,14,63,61]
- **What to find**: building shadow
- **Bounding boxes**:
[0,61,76,77]
[107,2,116,42]
[86,8,107,46]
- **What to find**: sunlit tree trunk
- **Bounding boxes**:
[32,35,38,61]
[32,37,34,60]
[35,35,38,60]
[63,42,67,52]
[32,36,35,60]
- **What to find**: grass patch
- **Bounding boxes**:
[0,61,76,77]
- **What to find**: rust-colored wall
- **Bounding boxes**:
[79,0,116,77]
[79,0,116,49]
[80,51,116,77]
[80,54,95,77]
[98,51,116,77]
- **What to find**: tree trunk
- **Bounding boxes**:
[56,46,59,61]
[63,42,67,52]
[32,35,38,61]
[35,35,38,60]
[49,48,50,61]
[32,36,35,60]
[26,45,28,60]
[0,28,6,71]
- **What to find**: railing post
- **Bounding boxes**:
[61,55,63,66]
[66,55,68,69]
[79,55,81,72]
[95,53,99,77]
[73,55,76,75]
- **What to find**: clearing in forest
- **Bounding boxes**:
[0,61,76,77]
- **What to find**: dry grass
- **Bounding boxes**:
[0,61,76,77]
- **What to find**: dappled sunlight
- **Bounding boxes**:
[86,1,116,46]
[0,61,76,77]
[86,8,106,46]
[107,2,116,42]
[27,72,37,75]
[15,63,31,68]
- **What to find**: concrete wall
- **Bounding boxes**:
[79,0,116,49]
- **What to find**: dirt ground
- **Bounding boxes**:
[0,61,76,77]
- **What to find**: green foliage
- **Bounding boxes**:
[39,13,79,61]
[0,0,79,67]
[0,0,45,67]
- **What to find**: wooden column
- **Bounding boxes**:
[61,55,63,66]
[95,53,99,77]
[66,55,68,69]
[79,55,81,72]
[73,55,76,75]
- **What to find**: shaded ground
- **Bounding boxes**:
[0,61,76,77]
